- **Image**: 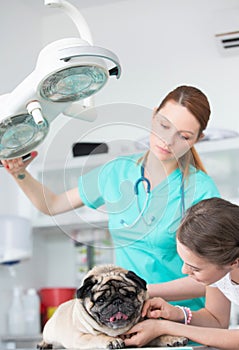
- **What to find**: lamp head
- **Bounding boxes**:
[0,93,49,160]
[40,65,108,102]
[36,38,111,103]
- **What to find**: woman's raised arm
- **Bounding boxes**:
[1,152,84,215]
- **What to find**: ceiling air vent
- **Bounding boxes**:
[215,31,239,55]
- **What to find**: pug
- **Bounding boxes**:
[38,264,188,349]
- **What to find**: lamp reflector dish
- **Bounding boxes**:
[0,114,49,159]
[40,65,108,102]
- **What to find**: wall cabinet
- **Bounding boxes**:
[196,137,239,203]
[31,153,110,232]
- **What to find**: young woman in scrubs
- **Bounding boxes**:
[124,197,239,350]
[2,85,220,311]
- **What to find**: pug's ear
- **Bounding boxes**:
[126,271,147,291]
[77,276,97,299]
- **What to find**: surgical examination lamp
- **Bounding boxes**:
[0,0,121,160]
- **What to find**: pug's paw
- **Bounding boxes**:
[166,336,188,347]
[170,337,188,346]
[107,337,125,349]
[36,341,53,349]
[149,335,188,347]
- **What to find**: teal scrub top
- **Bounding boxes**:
[78,153,220,310]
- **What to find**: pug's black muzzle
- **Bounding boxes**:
[99,298,137,329]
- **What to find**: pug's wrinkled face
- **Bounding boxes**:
[77,266,148,330]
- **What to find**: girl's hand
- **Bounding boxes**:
[122,319,162,348]
[142,297,184,322]
[1,151,38,177]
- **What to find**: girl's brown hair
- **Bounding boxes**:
[156,85,210,177]
[177,197,239,266]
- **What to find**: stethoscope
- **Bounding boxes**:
[120,160,185,228]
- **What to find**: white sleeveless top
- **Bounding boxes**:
[210,273,239,305]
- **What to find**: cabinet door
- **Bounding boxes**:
[199,147,239,202]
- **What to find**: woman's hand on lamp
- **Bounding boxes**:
[1,151,38,178]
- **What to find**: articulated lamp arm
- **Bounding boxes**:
[44,0,94,45]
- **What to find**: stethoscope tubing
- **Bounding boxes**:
[121,160,185,228]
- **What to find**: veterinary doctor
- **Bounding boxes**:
[124,198,239,350]
[2,85,220,311]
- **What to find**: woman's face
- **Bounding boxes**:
[177,239,232,285]
[149,100,201,161]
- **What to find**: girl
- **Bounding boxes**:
[124,197,239,350]
[2,85,220,310]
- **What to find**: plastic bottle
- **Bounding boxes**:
[7,286,25,335]
[23,288,41,335]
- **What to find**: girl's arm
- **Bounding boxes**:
[124,319,239,350]
[1,154,84,215]
[144,286,231,328]
[184,286,231,328]
[147,276,206,300]
[125,286,232,348]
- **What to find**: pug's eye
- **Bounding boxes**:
[126,292,136,298]
[96,296,106,304]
